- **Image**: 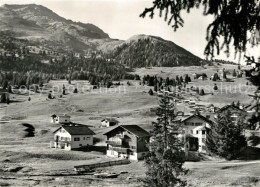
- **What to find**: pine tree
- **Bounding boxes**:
[144,94,187,187]
[2,80,8,90]
[148,89,154,95]
[1,93,7,103]
[184,75,189,84]
[7,85,12,93]
[213,73,219,81]
[154,84,158,92]
[180,76,183,83]
[206,111,247,160]
[223,71,227,79]
[232,69,237,77]
[200,89,205,96]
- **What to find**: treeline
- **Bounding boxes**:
[142,74,192,91]
[0,36,140,87]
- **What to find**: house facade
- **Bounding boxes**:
[180,112,212,153]
[104,125,150,160]
[50,123,95,150]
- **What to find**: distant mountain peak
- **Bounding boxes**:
[0,4,110,51]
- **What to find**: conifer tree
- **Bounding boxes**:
[7,85,12,93]
[144,94,187,187]
[232,69,237,77]
[148,89,154,95]
[200,89,205,96]
[206,111,247,160]
[0,93,6,103]
[154,84,158,92]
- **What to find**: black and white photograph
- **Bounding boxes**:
[0,0,260,186]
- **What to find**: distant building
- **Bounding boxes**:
[104,125,150,160]
[208,104,218,113]
[51,114,71,124]
[50,123,95,150]
[216,105,247,124]
[101,118,119,127]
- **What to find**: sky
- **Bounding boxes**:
[0,0,258,63]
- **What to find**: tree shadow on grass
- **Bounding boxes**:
[238,147,260,160]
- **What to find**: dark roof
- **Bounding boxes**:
[217,105,246,113]
[104,125,150,137]
[54,124,95,135]
[182,113,213,124]
[101,118,119,123]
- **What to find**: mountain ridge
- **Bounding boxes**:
[0,4,202,67]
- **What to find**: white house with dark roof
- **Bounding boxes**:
[101,118,119,127]
[50,123,95,150]
[104,125,150,160]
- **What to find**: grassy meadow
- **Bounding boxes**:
[0,64,259,186]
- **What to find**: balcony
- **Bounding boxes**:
[109,146,129,153]
[115,134,124,139]
[106,140,122,146]
[55,139,71,144]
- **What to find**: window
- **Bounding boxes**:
[74,137,80,141]
[202,138,206,143]
[190,130,193,134]
[79,144,82,146]
[86,137,90,140]
[202,130,206,135]
[83,137,85,140]
[196,130,198,134]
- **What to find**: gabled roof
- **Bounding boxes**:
[193,125,207,131]
[182,113,213,124]
[101,118,119,123]
[217,105,246,113]
[51,114,71,118]
[104,125,150,137]
[54,123,95,135]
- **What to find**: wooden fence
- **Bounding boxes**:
[74,159,130,172]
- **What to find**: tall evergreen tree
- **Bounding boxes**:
[232,69,237,77]
[144,94,187,187]
[206,111,247,160]
[0,93,7,103]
